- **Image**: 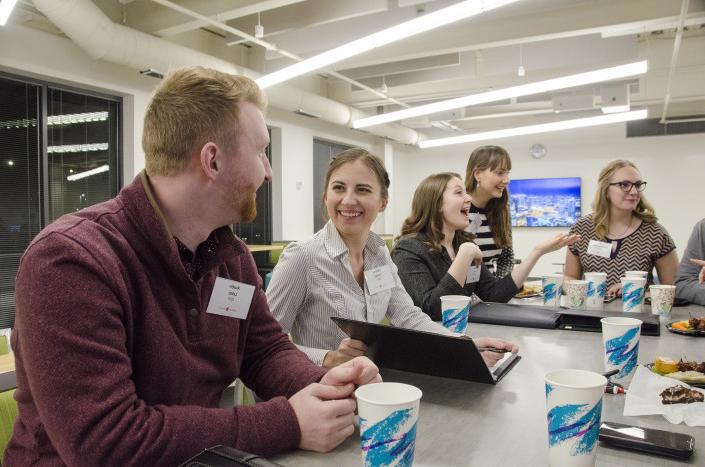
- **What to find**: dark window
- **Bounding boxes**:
[313,139,352,232]
[0,73,122,329]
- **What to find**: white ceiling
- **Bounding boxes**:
[16,0,705,139]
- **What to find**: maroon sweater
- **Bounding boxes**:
[6,173,327,466]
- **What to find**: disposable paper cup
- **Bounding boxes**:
[650,285,676,320]
[542,274,564,307]
[624,270,648,279]
[565,280,589,310]
[600,317,642,387]
[545,369,607,467]
[356,382,422,467]
[621,277,646,312]
[584,272,607,310]
[440,295,470,334]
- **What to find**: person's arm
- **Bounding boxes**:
[14,233,325,465]
[510,233,580,287]
[392,240,470,321]
[675,220,705,305]
[563,249,582,282]
[654,250,679,285]
[266,243,336,366]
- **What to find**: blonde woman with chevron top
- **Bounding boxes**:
[564,160,679,297]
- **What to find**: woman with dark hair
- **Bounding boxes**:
[392,172,579,321]
[267,150,517,368]
[565,160,678,296]
[465,145,514,277]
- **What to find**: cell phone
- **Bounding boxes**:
[599,421,695,459]
[604,294,617,303]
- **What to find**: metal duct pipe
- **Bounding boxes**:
[33,0,419,145]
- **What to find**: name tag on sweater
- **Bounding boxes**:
[364,265,395,295]
[466,265,481,284]
[587,240,612,258]
[206,277,255,319]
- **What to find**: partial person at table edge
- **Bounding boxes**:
[6,67,380,466]
[563,159,678,297]
[675,217,705,305]
[392,172,579,321]
[266,149,517,370]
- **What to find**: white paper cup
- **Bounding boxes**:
[440,295,470,334]
[565,280,589,310]
[600,317,641,387]
[356,382,422,467]
[584,272,607,310]
[624,270,648,279]
[545,369,607,467]
[542,274,564,307]
[650,285,676,320]
[621,277,646,312]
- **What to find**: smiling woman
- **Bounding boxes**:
[266,149,517,369]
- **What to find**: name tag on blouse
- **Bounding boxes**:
[466,265,481,284]
[206,277,255,319]
[364,265,396,295]
[587,240,612,258]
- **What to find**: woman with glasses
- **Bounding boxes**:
[564,159,678,296]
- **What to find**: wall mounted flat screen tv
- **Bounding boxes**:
[508,177,581,227]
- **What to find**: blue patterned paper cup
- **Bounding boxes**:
[584,272,607,310]
[600,317,642,387]
[620,277,646,312]
[355,382,422,467]
[440,295,471,334]
[542,274,564,307]
[544,369,607,467]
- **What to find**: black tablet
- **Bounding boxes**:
[331,317,520,384]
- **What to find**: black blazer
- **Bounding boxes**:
[391,234,519,321]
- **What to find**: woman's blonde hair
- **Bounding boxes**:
[142,66,266,176]
[464,145,512,248]
[398,173,474,253]
[592,159,657,239]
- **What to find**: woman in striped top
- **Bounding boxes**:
[464,146,514,278]
[564,160,678,295]
[266,149,517,368]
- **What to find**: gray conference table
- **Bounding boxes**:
[273,299,705,466]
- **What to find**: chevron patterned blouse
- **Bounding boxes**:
[568,213,676,288]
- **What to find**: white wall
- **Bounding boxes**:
[390,126,705,276]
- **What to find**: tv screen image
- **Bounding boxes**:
[508,177,581,227]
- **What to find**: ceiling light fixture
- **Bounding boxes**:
[354,60,647,129]
[517,44,525,77]
[418,109,647,148]
[254,12,264,38]
[256,0,520,89]
[66,164,110,182]
[0,0,18,26]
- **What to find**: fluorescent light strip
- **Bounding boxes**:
[601,104,631,114]
[0,0,18,26]
[66,164,110,181]
[256,0,520,89]
[418,110,647,148]
[48,143,109,154]
[48,111,109,126]
[354,60,647,128]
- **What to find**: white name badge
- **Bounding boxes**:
[466,265,481,284]
[364,265,396,295]
[206,277,255,319]
[587,239,612,259]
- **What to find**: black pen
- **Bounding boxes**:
[478,347,511,353]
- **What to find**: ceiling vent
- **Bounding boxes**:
[626,116,705,137]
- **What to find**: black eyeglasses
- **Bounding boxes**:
[609,181,647,192]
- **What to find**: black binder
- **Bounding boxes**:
[468,302,560,329]
[557,310,661,336]
[331,317,521,384]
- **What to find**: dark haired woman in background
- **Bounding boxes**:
[465,145,514,277]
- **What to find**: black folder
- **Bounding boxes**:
[331,317,520,384]
[557,310,661,336]
[468,302,559,329]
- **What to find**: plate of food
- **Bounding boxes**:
[514,281,542,299]
[646,357,705,388]
[667,317,705,336]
